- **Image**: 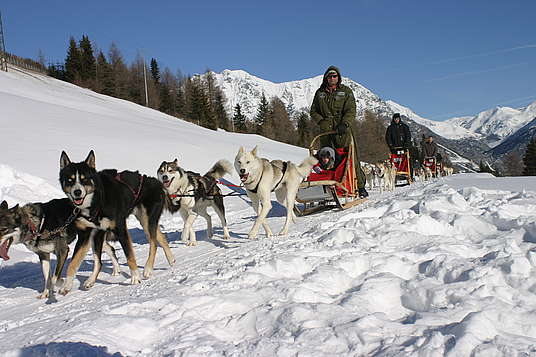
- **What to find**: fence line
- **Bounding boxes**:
[3,52,47,74]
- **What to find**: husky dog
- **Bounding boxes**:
[58,150,175,294]
[444,166,454,176]
[157,159,233,246]
[414,166,426,182]
[424,166,433,181]
[375,161,396,193]
[0,199,120,299]
[234,146,317,239]
[363,163,377,190]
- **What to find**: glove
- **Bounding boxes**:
[318,119,332,132]
[335,123,348,135]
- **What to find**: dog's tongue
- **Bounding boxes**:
[0,239,11,260]
[163,181,171,188]
[240,173,248,182]
[74,198,84,206]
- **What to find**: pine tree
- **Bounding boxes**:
[268,97,294,143]
[503,151,523,176]
[47,63,66,81]
[64,37,81,83]
[356,111,390,163]
[523,136,536,176]
[187,77,211,127]
[213,90,230,131]
[108,42,129,100]
[254,93,270,135]
[159,68,177,115]
[233,103,247,132]
[96,51,114,96]
[150,58,160,84]
[78,35,96,85]
[296,111,316,147]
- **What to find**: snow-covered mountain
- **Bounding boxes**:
[489,116,536,157]
[210,69,389,119]
[446,101,536,147]
[385,101,481,141]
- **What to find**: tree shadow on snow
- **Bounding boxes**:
[19,341,123,357]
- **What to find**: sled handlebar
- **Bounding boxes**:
[308,131,337,155]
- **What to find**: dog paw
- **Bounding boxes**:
[83,280,96,290]
[278,230,288,236]
[143,268,153,279]
[37,291,49,299]
[248,232,258,240]
[130,271,142,285]
[186,241,197,246]
[111,268,121,276]
[58,288,70,296]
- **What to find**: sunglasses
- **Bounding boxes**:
[328,74,338,78]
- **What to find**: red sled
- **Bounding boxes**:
[423,156,440,177]
[295,131,367,216]
[390,148,412,184]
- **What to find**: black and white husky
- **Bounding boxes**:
[234,146,317,239]
[157,159,232,246]
[0,199,120,299]
[58,150,175,294]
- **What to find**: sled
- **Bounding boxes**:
[294,131,367,216]
[390,148,412,185]
[423,156,440,177]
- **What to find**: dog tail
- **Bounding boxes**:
[204,159,233,180]
[296,156,318,178]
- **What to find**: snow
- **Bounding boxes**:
[2,68,536,356]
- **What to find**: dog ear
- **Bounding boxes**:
[85,150,96,169]
[238,147,245,154]
[0,200,8,209]
[173,158,178,165]
[251,146,258,156]
[60,151,72,169]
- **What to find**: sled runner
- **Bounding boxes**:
[390,148,412,185]
[294,131,367,216]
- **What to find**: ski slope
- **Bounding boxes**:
[1,68,536,356]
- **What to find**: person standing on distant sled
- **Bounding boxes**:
[310,66,368,198]
[385,113,412,154]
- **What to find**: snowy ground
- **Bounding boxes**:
[1,68,536,356]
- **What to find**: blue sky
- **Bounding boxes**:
[2,0,535,121]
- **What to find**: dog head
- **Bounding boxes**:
[234,146,262,184]
[59,150,97,209]
[0,201,22,260]
[157,159,188,193]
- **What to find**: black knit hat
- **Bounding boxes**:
[393,113,401,120]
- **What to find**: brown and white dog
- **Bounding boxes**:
[157,159,232,246]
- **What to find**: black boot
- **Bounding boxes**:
[358,187,369,198]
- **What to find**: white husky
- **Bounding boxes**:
[234,146,317,239]
[375,161,396,193]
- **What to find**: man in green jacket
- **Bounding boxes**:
[310,66,368,198]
